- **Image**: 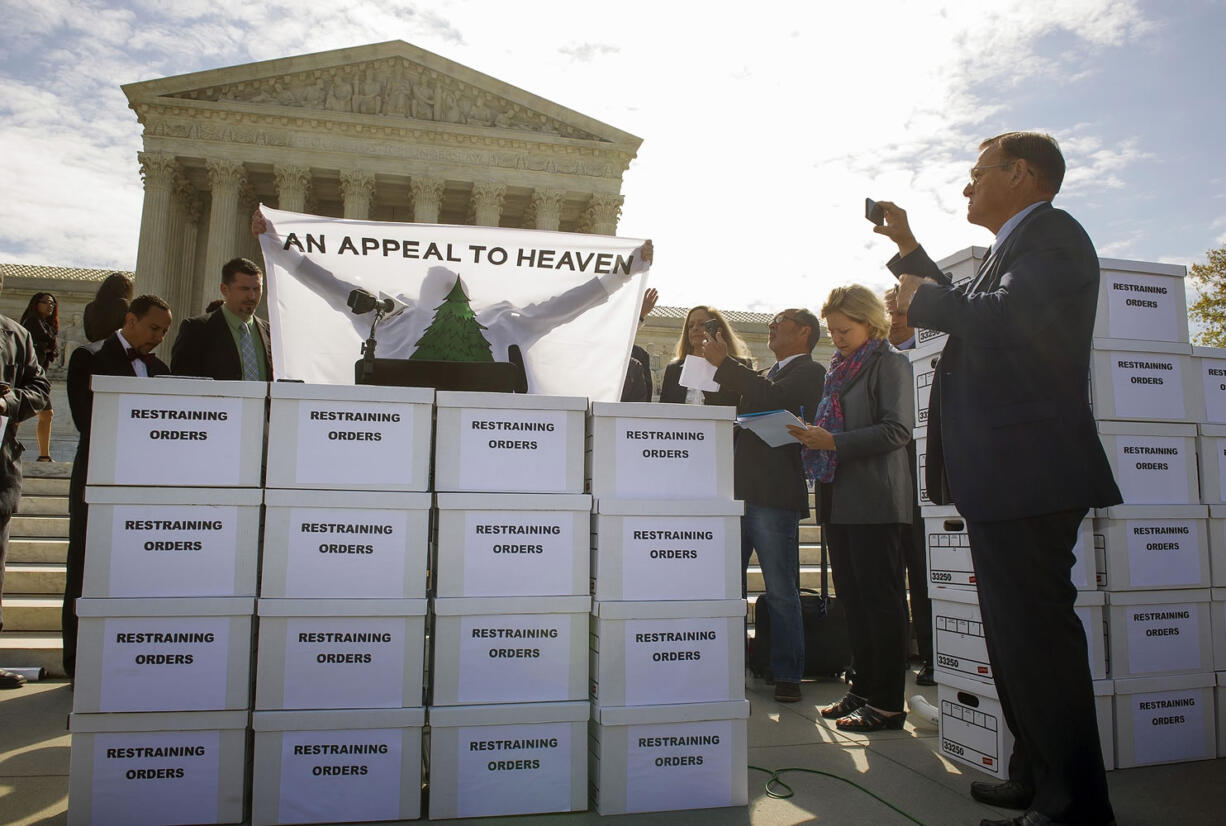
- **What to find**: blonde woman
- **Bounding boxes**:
[658,306,751,405]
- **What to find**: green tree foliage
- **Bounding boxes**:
[1189,246,1226,347]
[410,277,494,362]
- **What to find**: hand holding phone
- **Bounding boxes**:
[865,198,885,226]
[703,319,721,339]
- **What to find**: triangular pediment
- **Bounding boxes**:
[123,41,639,148]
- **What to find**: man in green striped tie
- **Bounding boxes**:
[170,257,274,382]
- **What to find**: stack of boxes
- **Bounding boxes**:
[426,391,591,820]
[68,376,267,826]
[250,383,434,825]
[586,401,749,815]
[1196,346,1226,757]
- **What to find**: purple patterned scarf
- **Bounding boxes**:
[802,337,886,483]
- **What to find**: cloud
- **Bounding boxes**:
[558,43,619,62]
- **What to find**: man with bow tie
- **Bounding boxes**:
[61,295,172,678]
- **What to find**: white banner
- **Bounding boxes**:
[258,207,650,400]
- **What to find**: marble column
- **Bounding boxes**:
[582,194,623,236]
[530,189,565,231]
[165,176,200,330]
[340,169,375,220]
[274,165,311,213]
[410,176,445,224]
[469,181,506,227]
[134,152,178,300]
[203,159,247,311]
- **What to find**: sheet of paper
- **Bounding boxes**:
[735,409,805,448]
[678,355,720,392]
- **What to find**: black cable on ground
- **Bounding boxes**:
[748,764,926,824]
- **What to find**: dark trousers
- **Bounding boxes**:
[62,445,88,677]
[967,511,1113,824]
[825,522,907,713]
[0,514,10,631]
[902,510,933,662]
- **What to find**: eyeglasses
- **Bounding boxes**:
[968,161,1014,185]
[38,298,56,306]
[770,313,800,326]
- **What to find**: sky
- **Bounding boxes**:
[2,0,1224,315]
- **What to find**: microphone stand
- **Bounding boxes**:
[359,307,388,383]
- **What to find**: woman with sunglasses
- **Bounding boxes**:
[19,293,59,461]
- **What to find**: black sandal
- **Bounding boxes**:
[819,693,866,719]
[835,705,906,732]
[36,456,52,462]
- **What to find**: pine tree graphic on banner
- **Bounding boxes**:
[410,276,495,361]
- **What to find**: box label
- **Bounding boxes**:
[1201,361,1226,423]
[622,618,732,705]
[455,722,574,817]
[1128,690,1210,764]
[1124,604,1202,674]
[91,731,221,826]
[1103,273,1182,341]
[1107,355,1186,420]
[613,417,717,498]
[1123,520,1204,587]
[941,693,1005,776]
[99,617,233,711]
[619,516,729,600]
[296,401,419,486]
[926,524,975,587]
[284,507,411,598]
[114,394,243,486]
[934,604,991,679]
[1112,436,1191,505]
[277,728,404,823]
[282,617,409,708]
[460,511,577,596]
[625,720,734,812]
[457,614,574,703]
[107,504,241,597]
[458,409,569,491]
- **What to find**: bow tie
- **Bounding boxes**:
[126,347,155,366]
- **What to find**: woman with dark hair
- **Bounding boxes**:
[82,272,134,343]
[20,292,59,461]
[658,305,752,405]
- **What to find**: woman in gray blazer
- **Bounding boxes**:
[787,284,915,731]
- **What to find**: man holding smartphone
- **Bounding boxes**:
[0,271,53,689]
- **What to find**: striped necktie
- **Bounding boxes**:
[238,322,261,381]
[767,362,782,380]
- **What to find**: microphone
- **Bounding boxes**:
[347,288,394,315]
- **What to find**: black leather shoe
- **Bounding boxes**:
[915,663,936,686]
[971,779,1033,809]
[0,669,27,690]
[980,813,1051,826]
[773,681,801,702]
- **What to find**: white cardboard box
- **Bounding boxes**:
[261,489,431,599]
[1113,672,1217,768]
[907,245,981,358]
[427,701,589,820]
[1097,421,1200,506]
[87,375,267,487]
[1095,680,1116,772]
[1193,346,1226,424]
[265,382,434,491]
[68,710,248,826]
[434,391,587,493]
[1106,589,1214,679]
[1089,339,1199,423]
[914,429,934,507]
[72,597,253,713]
[910,349,939,431]
[587,402,734,500]
[1218,672,1226,758]
[431,596,590,706]
[250,708,424,825]
[1095,257,1189,343]
[1213,589,1226,671]
[931,586,1107,683]
[590,699,750,815]
[1197,424,1226,505]
[434,492,591,597]
[255,598,427,710]
[1094,505,1211,591]
[591,498,744,601]
[590,599,746,708]
[82,486,260,598]
[1210,506,1226,587]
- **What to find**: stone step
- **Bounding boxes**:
[0,596,63,631]
[9,516,69,539]
[19,457,73,478]
[0,632,66,677]
[20,476,71,496]
[798,524,822,543]
[16,495,69,516]
[3,563,65,596]
[745,565,830,594]
[6,538,68,563]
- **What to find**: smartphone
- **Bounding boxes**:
[865,197,885,226]
[703,319,721,339]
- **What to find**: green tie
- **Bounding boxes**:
[238,322,260,381]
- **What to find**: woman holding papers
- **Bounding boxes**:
[786,285,915,732]
[659,306,751,405]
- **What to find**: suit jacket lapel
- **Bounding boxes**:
[968,203,1051,294]
[99,334,138,377]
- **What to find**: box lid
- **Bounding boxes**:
[92,374,268,398]
[252,708,424,731]
[937,671,1000,699]
[1112,672,1216,695]
[908,348,941,366]
[929,586,979,606]
[589,401,736,421]
[1106,588,1211,607]
[592,498,744,516]
[1091,338,1192,356]
[257,598,428,617]
[1098,257,1187,277]
[433,595,590,616]
[1211,505,1226,519]
[1192,346,1226,360]
[263,488,431,509]
[591,599,746,620]
[70,710,249,733]
[1213,588,1226,602]
[1093,679,1114,697]
[85,486,262,507]
[435,492,592,511]
[435,391,586,411]
[920,505,963,520]
[592,699,750,726]
[76,597,253,617]
[1096,421,1197,437]
[1094,504,1209,520]
[1198,424,1226,438]
[1075,590,1106,607]
[428,700,589,728]
[269,382,434,404]
[1218,672,1226,688]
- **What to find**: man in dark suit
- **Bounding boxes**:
[62,295,172,678]
[884,132,1122,826]
[704,309,825,703]
[0,271,52,689]
[171,257,272,381]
